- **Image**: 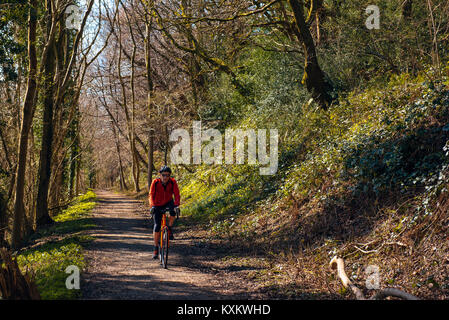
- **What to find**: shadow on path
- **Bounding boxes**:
[81,190,236,300]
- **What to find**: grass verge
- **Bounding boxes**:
[16,190,97,299]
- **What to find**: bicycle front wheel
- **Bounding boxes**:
[161,227,169,269]
[159,243,163,264]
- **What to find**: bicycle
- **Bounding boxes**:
[151,207,180,269]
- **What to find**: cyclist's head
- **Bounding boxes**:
[159,166,172,182]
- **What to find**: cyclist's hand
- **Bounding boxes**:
[174,206,180,218]
[150,206,155,216]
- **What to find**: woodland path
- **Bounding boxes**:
[81,190,253,300]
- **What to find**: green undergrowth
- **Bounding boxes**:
[179,48,307,225]
[186,71,444,216]
[181,62,449,232]
[177,59,449,297]
[16,190,97,299]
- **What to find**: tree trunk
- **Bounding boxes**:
[0,191,7,248]
[145,19,155,190]
[164,125,169,165]
[11,0,39,249]
[0,125,12,171]
[122,4,140,193]
[148,129,154,189]
[75,153,81,196]
[130,42,140,193]
[117,14,139,192]
[68,111,79,199]
[112,121,127,191]
[145,21,154,114]
[48,25,70,209]
[426,0,440,71]
[288,0,333,110]
[35,0,56,227]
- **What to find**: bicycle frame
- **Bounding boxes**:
[158,208,179,247]
[160,212,170,248]
[158,210,171,268]
[152,208,179,268]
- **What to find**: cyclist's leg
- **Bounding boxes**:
[166,200,176,227]
[153,206,163,247]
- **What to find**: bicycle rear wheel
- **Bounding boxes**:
[161,227,169,269]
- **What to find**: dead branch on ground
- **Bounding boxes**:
[330,256,419,300]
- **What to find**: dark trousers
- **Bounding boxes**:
[153,200,176,232]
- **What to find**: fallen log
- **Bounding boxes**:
[330,256,419,300]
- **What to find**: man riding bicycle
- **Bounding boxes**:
[149,166,180,259]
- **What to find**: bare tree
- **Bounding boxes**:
[35,0,95,228]
[11,0,39,249]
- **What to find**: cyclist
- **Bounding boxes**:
[149,166,180,259]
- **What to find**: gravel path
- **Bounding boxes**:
[81,190,235,300]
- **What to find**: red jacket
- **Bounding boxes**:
[149,178,180,207]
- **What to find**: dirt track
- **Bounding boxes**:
[81,190,250,300]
